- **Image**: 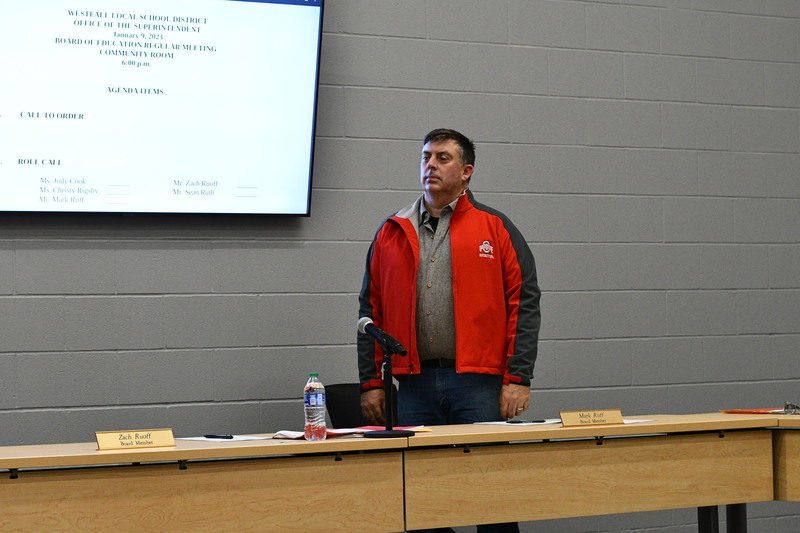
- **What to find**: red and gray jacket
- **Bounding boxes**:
[358,190,541,392]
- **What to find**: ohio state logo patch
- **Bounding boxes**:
[478,240,495,258]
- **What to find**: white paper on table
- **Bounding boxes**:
[475,418,562,426]
[476,418,653,426]
[177,436,272,442]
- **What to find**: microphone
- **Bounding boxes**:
[357,317,407,355]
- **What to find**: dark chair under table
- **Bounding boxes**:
[325,382,398,429]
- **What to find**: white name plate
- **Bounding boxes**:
[560,409,624,427]
[96,428,176,450]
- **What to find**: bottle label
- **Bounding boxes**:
[304,392,325,406]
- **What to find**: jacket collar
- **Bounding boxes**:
[394,189,474,221]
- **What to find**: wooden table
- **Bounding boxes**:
[0,436,406,532]
[774,415,800,502]
[404,413,776,532]
[0,414,788,532]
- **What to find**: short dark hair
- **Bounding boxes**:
[423,128,475,167]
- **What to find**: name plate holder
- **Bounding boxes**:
[96,428,176,450]
[560,409,624,427]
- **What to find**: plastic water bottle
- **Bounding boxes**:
[303,373,327,441]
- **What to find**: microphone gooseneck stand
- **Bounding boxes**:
[363,334,415,439]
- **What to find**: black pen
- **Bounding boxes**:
[204,434,234,439]
[506,419,546,424]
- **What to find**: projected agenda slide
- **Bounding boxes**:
[0,0,323,215]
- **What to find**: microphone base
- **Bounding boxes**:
[363,429,415,438]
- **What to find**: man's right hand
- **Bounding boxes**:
[360,388,386,425]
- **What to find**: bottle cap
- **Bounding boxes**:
[309,372,318,377]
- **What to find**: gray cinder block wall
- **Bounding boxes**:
[1,1,799,531]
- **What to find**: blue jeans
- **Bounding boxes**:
[398,368,519,533]
[397,367,504,425]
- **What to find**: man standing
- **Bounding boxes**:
[357,129,541,531]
